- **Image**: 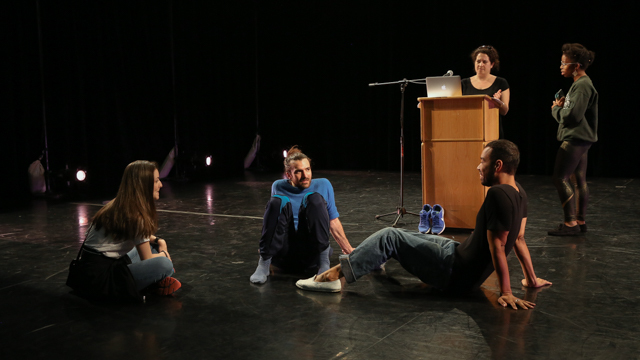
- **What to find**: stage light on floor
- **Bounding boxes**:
[76,170,86,182]
[205,156,212,167]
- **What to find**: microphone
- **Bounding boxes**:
[443,70,453,77]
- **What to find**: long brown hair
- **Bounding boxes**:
[92,160,158,241]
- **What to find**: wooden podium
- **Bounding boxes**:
[417,95,499,229]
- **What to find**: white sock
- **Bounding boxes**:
[250,257,271,284]
[317,247,332,274]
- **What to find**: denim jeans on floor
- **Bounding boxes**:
[348,227,459,289]
[126,244,174,291]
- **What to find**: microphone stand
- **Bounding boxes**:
[370,78,425,227]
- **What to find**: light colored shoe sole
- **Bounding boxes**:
[431,225,446,235]
[295,275,341,293]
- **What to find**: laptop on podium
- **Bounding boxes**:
[425,75,462,97]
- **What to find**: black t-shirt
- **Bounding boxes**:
[447,182,527,292]
[461,76,509,97]
[461,76,510,139]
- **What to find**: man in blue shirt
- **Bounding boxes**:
[250,146,354,284]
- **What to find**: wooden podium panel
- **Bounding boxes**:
[418,95,499,229]
[421,141,485,229]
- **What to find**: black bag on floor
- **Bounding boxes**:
[66,244,143,302]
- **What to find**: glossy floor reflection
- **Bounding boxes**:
[1,171,639,359]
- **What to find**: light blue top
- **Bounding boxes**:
[271,178,339,229]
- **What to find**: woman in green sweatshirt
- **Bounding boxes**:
[548,43,598,236]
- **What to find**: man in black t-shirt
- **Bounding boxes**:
[296,140,551,309]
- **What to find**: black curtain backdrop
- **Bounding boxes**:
[2,1,636,204]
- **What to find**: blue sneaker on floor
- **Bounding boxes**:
[430,204,445,235]
[418,204,432,233]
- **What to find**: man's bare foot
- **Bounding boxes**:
[315,265,342,282]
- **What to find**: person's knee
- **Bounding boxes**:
[374,227,402,242]
[379,227,397,236]
[300,193,329,223]
[266,195,290,213]
[302,193,329,224]
[303,192,326,210]
[573,172,587,187]
[264,196,293,229]
[552,175,569,188]
[156,256,174,276]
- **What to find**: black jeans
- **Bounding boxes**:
[258,192,330,272]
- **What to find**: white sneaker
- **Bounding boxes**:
[295,275,341,293]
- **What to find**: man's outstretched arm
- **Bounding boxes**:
[487,228,535,310]
[329,218,354,254]
[513,218,552,288]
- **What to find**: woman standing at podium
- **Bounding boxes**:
[548,43,597,236]
[461,45,510,139]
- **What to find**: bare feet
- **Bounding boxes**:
[315,265,342,282]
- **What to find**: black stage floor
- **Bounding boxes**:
[1,171,639,359]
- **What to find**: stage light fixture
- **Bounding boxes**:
[76,170,87,182]
[283,150,288,158]
[205,156,212,166]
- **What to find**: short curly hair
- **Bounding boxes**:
[562,43,595,70]
[485,140,519,175]
[471,45,501,72]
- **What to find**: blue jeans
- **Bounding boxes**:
[347,227,458,289]
[126,245,174,291]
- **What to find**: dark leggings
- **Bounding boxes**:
[552,140,591,223]
[258,193,330,272]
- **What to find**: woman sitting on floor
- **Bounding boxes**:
[69,160,180,300]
